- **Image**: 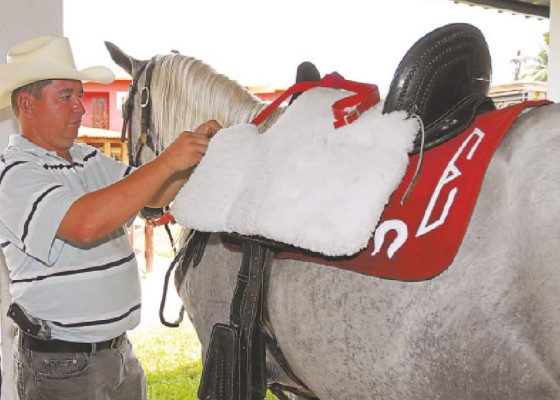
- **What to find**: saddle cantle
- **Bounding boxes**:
[383,22,495,153]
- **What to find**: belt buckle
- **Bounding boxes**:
[110,334,123,349]
[343,108,361,126]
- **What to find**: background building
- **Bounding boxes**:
[488,81,548,107]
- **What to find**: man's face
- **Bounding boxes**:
[23,79,85,154]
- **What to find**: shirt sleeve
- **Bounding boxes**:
[93,146,136,182]
[91,150,137,227]
[0,160,80,266]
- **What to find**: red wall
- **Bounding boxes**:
[83,79,131,132]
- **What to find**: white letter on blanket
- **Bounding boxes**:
[416,129,485,237]
[371,219,408,259]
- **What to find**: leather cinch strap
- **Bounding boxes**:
[251,72,380,129]
[198,239,272,400]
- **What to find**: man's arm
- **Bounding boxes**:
[145,120,220,208]
[58,121,220,244]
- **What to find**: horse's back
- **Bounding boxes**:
[183,103,560,399]
[263,103,560,399]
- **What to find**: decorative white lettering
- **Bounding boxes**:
[371,219,408,259]
[416,129,485,237]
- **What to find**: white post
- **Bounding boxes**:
[0,251,15,400]
[548,0,560,101]
[0,2,63,398]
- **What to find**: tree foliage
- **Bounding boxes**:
[519,32,549,82]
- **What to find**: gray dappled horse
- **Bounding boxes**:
[107,23,560,399]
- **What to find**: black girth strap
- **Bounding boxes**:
[199,239,272,400]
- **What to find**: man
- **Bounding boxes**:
[0,35,219,399]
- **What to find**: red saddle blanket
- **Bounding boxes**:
[268,100,550,281]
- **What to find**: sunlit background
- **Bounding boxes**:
[64,0,549,95]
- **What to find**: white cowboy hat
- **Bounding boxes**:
[0,35,115,109]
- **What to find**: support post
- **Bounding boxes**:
[145,223,154,273]
[0,250,16,400]
[548,0,560,101]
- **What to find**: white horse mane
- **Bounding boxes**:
[149,53,284,152]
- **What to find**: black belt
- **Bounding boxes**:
[19,332,126,353]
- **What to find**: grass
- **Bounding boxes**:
[130,223,278,399]
[129,323,203,399]
[130,323,279,399]
[130,222,205,398]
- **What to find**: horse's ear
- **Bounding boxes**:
[295,61,321,83]
[104,41,143,77]
[289,61,321,105]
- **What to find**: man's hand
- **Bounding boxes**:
[58,120,222,244]
[160,120,221,174]
[196,119,221,137]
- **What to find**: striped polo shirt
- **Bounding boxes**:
[0,134,141,342]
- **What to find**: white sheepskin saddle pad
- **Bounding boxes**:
[171,87,418,256]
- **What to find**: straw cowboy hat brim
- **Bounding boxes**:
[0,35,114,109]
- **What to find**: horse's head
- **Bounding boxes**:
[105,41,161,167]
[105,42,282,167]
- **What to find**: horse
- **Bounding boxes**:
[106,24,560,399]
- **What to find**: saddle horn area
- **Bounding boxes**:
[383,23,495,153]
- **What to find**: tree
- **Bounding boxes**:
[520,32,549,82]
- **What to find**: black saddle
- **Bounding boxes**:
[383,22,495,153]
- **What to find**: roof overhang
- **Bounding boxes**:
[452,0,550,18]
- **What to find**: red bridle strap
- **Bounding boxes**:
[251,72,380,129]
[147,210,176,227]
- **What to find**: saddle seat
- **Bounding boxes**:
[383,22,495,152]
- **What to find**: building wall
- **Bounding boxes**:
[0,3,63,398]
[0,0,63,151]
[489,81,548,108]
[83,79,131,131]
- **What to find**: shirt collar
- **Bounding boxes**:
[8,134,84,163]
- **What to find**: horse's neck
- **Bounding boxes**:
[151,55,285,145]
[213,91,284,131]
[198,79,285,133]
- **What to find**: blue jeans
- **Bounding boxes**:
[14,334,147,400]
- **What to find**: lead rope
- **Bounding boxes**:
[159,230,211,328]
[163,222,177,256]
[159,243,186,328]
[159,214,182,327]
